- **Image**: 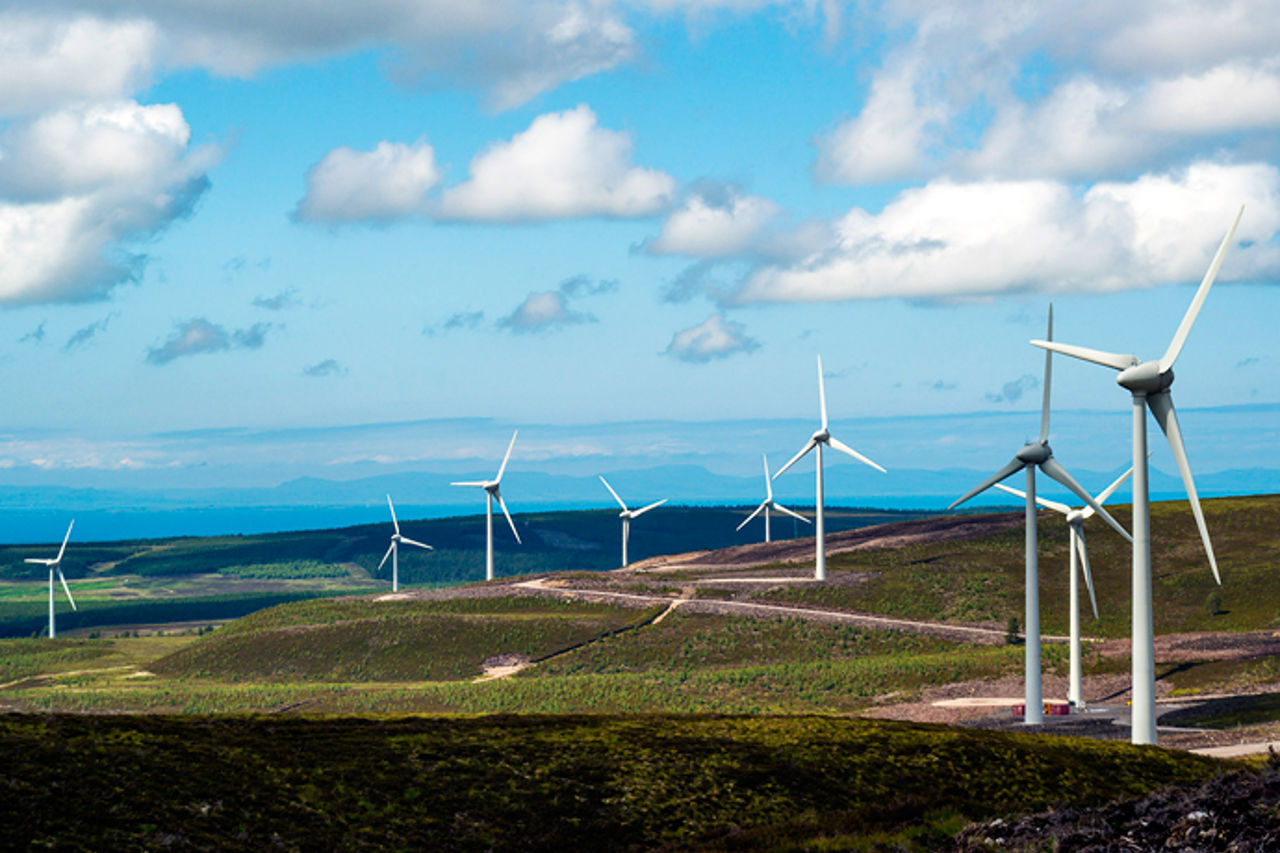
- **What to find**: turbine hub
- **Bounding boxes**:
[1067,510,1085,523]
[1117,361,1172,394]
[813,428,830,442]
[1016,442,1051,464]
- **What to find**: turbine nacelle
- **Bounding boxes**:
[1117,361,1173,394]
[812,428,830,443]
[1016,442,1051,465]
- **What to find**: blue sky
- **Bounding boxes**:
[0,1,1277,494]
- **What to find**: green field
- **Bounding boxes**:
[0,713,1228,851]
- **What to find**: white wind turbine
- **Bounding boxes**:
[1032,206,1242,745]
[774,356,886,580]
[948,305,1132,726]
[26,521,76,639]
[599,476,667,567]
[995,461,1138,709]
[377,495,433,592]
[451,430,522,581]
[738,453,810,543]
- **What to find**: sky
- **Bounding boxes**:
[0,1,1278,499]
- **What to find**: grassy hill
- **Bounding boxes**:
[749,493,1280,639]
[0,713,1228,851]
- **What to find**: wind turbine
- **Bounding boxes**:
[738,453,810,543]
[948,305,1132,726]
[25,521,76,639]
[774,355,886,580]
[451,430,522,581]
[1032,206,1242,745]
[995,460,1138,709]
[377,495,432,592]
[599,476,666,567]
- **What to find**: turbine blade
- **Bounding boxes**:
[1030,340,1137,371]
[1148,391,1220,584]
[495,430,518,482]
[632,498,667,517]
[737,501,767,531]
[993,482,1071,515]
[773,437,817,479]
[400,537,433,551]
[387,494,399,534]
[1082,456,1146,517]
[827,435,887,473]
[450,481,487,488]
[496,493,521,544]
[24,558,49,565]
[1160,205,1244,372]
[57,568,77,611]
[817,355,828,430]
[773,502,811,524]
[1039,303,1053,442]
[377,541,395,573]
[1075,525,1099,620]
[56,520,74,564]
[599,475,628,511]
[762,453,773,501]
[948,457,1025,510]
[1039,457,1132,544]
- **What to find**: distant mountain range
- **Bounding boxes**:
[0,462,1275,544]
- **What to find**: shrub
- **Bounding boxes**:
[1005,616,1021,645]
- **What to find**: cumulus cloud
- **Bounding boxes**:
[0,100,216,304]
[437,105,676,222]
[303,359,346,377]
[733,161,1280,304]
[498,274,617,333]
[664,313,760,363]
[986,374,1039,404]
[146,318,274,365]
[647,186,781,257]
[63,314,115,351]
[295,141,441,223]
[252,289,300,311]
[0,13,157,114]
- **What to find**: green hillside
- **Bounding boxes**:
[0,714,1227,852]
[753,493,1280,638]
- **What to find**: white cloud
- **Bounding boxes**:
[1136,62,1280,133]
[498,290,593,333]
[295,141,441,223]
[437,105,676,222]
[0,13,157,114]
[146,318,274,365]
[0,101,216,304]
[664,313,760,362]
[734,161,1280,304]
[648,189,780,257]
[816,59,944,183]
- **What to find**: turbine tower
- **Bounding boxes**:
[738,453,810,543]
[599,475,667,567]
[995,460,1137,709]
[377,495,433,592]
[949,306,1131,726]
[1032,206,1242,745]
[451,430,522,581]
[25,520,76,639]
[774,356,886,581]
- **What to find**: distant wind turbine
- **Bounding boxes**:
[451,430,522,581]
[377,495,432,592]
[599,475,666,567]
[995,460,1138,709]
[25,521,76,639]
[948,306,1131,726]
[1032,206,1243,745]
[774,355,886,581]
[738,453,809,543]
